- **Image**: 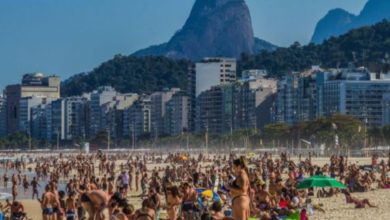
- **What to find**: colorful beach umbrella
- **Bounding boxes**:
[297,175,345,189]
[196,188,221,202]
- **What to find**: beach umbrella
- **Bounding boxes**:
[297,175,345,189]
[180,155,188,161]
[196,188,221,202]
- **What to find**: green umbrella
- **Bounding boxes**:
[297,175,346,189]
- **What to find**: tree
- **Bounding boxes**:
[383,125,390,144]
[264,123,290,147]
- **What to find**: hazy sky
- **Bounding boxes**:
[0,0,368,89]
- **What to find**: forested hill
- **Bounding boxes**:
[62,20,390,97]
[238,20,390,77]
[61,55,191,97]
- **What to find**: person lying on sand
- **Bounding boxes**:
[342,190,376,208]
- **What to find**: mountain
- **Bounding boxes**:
[240,20,390,77]
[133,0,276,60]
[62,21,390,97]
[311,0,390,44]
[311,9,356,44]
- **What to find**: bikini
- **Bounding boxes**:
[230,176,249,205]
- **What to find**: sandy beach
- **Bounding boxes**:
[1,156,390,220]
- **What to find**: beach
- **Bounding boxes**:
[1,155,390,220]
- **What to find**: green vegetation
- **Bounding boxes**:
[61,55,191,97]
[262,114,390,151]
[0,132,38,149]
[239,20,390,77]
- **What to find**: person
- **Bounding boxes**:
[141,173,148,196]
[10,201,24,220]
[134,199,155,220]
[39,185,58,220]
[181,182,199,220]
[123,204,135,220]
[342,190,376,208]
[300,209,308,220]
[12,182,18,201]
[31,177,40,199]
[148,187,161,220]
[224,156,250,220]
[22,175,29,194]
[209,202,227,220]
[108,177,115,196]
[165,186,182,220]
[135,171,140,192]
[121,171,130,196]
[65,192,77,220]
[80,190,108,220]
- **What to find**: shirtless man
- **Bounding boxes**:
[39,185,59,220]
[65,192,77,220]
[80,190,108,220]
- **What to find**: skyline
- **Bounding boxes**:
[0,0,367,89]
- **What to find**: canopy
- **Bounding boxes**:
[297,175,345,189]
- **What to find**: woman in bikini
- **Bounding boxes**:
[225,156,250,220]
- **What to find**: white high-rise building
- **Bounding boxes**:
[194,57,236,97]
[150,88,181,136]
[89,86,117,137]
[188,57,236,132]
[19,96,54,133]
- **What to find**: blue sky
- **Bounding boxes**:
[0,0,367,89]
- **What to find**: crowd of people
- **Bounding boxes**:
[0,151,389,220]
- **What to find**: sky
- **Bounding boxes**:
[0,0,368,89]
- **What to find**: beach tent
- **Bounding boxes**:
[297,175,345,189]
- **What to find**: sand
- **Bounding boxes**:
[311,189,390,220]
[4,156,390,220]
